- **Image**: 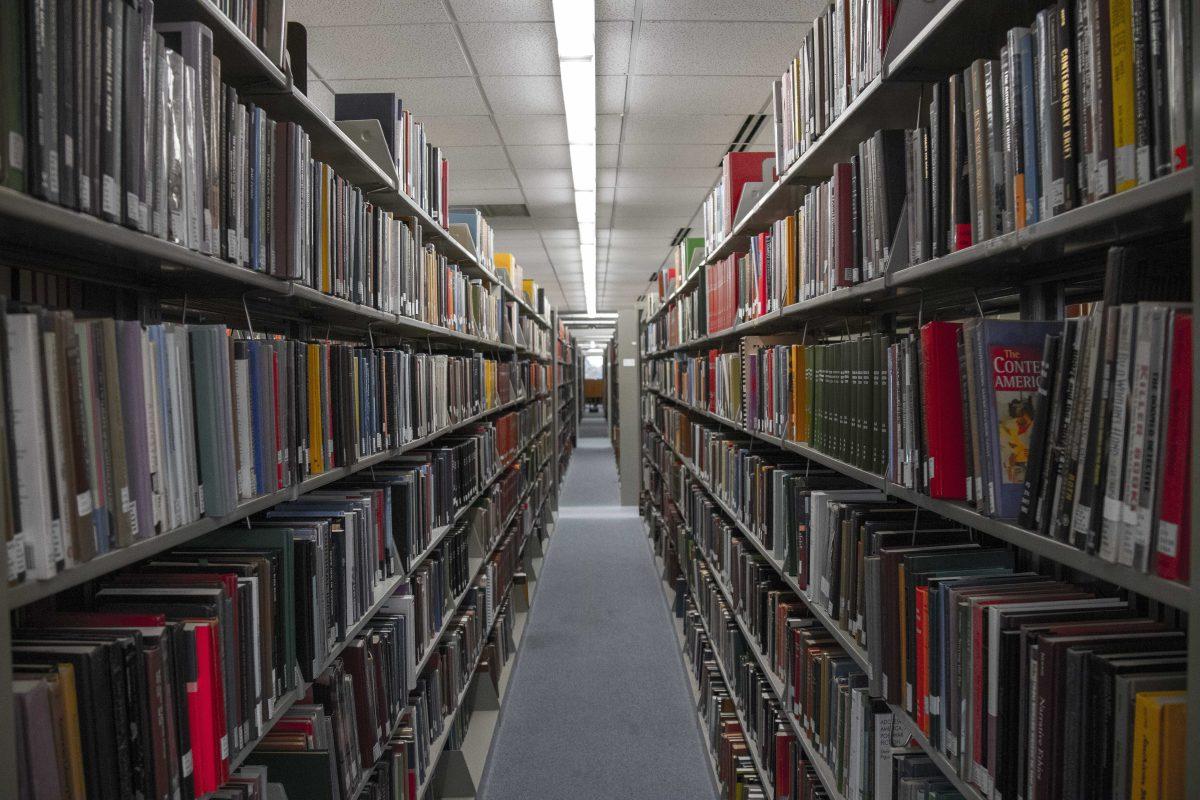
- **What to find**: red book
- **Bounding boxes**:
[774,730,794,797]
[831,162,856,287]
[919,321,968,499]
[756,232,768,317]
[1155,312,1192,581]
[722,151,774,231]
[914,585,929,732]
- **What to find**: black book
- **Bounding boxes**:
[56,0,75,208]
[929,81,949,258]
[1036,320,1078,536]
[1017,332,1062,529]
[1090,0,1115,199]
[1147,0,1171,176]
[948,73,972,250]
[122,0,145,229]
[26,0,59,203]
[100,0,124,222]
[1053,0,1079,215]
[334,92,401,167]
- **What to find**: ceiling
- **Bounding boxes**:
[289,0,822,313]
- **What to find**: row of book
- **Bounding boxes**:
[0,10,554,339]
[647,406,1190,800]
[642,286,704,355]
[331,90,449,228]
[11,420,553,800]
[0,300,541,585]
[770,0,898,179]
[646,270,1192,584]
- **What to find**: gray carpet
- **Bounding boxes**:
[476,413,718,800]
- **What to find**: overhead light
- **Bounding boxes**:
[552,0,596,315]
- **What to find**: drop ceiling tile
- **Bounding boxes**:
[441,145,509,170]
[598,0,636,20]
[451,188,526,205]
[598,168,617,187]
[633,22,807,76]
[527,201,576,219]
[307,25,468,79]
[460,23,559,76]
[599,75,628,115]
[306,78,335,119]
[447,0,553,21]
[487,216,537,230]
[416,116,501,146]
[598,144,620,168]
[642,0,817,21]
[598,186,616,204]
[288,0,446,27]
[628,75,772,115]
[598,21,633,75]
[622,113,749,144]
[323,77,488,116]
[616,168,718,188]
[538,225,582,240]
[451,169,519,190]
[508,144,570,169]
[480,75,565,115]
[598,115,623,146]
[618,143,726,168]
[612,205,700,224]
[495,115,568,146]
[597,201,614,220]
[515,168,573,188]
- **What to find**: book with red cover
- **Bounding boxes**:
[1155,311,1192,580]
[722,151,774,231]
[774,729,793,796]
[919,321,968,498]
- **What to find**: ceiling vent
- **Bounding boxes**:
[452,203,531,217]
[669,227,692,247]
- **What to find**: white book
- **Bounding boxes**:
[1098,304,1138,562]
[6,313,57,579]
[40,326,71,568]
[142,332,165,534]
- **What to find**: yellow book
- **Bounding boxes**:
[307,344,324,475]
[320,164,331,293]
[522,278,537,304]
[55,664,86,800]
[1160,696,1186,799]
[784,215,797,306]
[1110,0,1138,192]
[791,345,809,443]
[1131,690,1186,800]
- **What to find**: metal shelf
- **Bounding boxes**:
[646,391,1191,609]
[9,395,533,608]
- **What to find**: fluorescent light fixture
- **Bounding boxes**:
[552,0,596,315]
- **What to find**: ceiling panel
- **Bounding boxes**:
[416,115,501,146]
[451,169,519,190]
[628,75,772,115]
[507,144,570,169]
[598,144,619,168]
[598,0,636,20]
[459,23,559,75]
[617,143,726,168]
[447,0,553,21]
[598,21,633,75]
[440,145,509,170]
[480,75,565,114]
[598,75,628,115]
[642,0,820,21]
[515,168,573,188]
[289,0,446,27]
[598,115,623,144]
[622,113,748,144]
[616,167,718,188]
[307,25,468,79]
[322,77,489,116]
[598,168,617,187]
[450,188,524,204]
[494,115,568,145]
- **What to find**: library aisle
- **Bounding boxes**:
[479,412,718,800]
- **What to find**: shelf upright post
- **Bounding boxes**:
[1188,4,1200,794]
[0,539,14,789]
[617,308,642,505]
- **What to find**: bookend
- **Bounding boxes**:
[334,119,401,187]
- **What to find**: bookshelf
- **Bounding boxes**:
[639,2,1200,798]
[0,1,566,797]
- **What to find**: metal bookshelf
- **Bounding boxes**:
[0,0,568,795]
[637,2,1200,798]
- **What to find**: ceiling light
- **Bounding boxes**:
[552,0,596,316]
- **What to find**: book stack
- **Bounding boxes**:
[0,305,524,586]
[702,152,775,251]
[771,0,900,175]
[898,2,1193,264]
[493,253,522,292]
[449,208,495,271]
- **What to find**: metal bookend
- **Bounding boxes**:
[333,119,400,187]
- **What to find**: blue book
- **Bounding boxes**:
[1017,30,1040,226]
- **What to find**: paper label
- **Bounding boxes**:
[79,178,91,211]
[267,695,276,718]
[220,734,229,760]
[63,136,73,168]
[47,151,59,195]
[101,174,118,217]
[126,192,140,220]
[1103,496,1122,522]
[1158,520,1179,557]
[181,750,193,777]
[8,131,24,170]
[7,537,27,581]
[254,705,263,731]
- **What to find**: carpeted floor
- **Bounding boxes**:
[476,413,718,800]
